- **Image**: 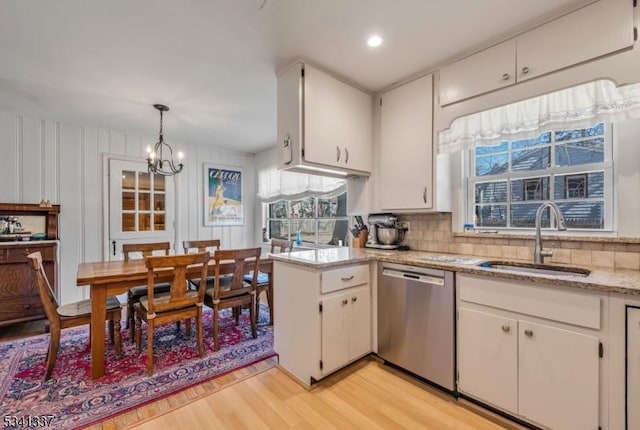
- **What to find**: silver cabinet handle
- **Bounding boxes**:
[341,275,354,282]
[502,73,510,81]
[521,66,530,75]
[336,146,341,162]
[524,329,533,337]
[351,296,357,303]
[501,325,510,333]
[422,187,427,204]
[344,148,349,164]
[342,299,349,305]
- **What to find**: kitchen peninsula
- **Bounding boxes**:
[271,246,640,430]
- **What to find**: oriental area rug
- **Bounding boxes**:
[0,307,275,429]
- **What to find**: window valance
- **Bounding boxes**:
[437,79,640,154]
[257,165,346,203]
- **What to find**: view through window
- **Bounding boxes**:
[469,123,611,230]
[266,192,348,245]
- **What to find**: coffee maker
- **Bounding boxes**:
[366,213,405,249]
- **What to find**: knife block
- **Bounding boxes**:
[353,230,368,248]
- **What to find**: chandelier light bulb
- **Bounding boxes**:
[146,104,183,176]
[178,151,184,160]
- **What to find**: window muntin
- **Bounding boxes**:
[120,170,166,233]
[266,192,348,245]
[469,123,611,231]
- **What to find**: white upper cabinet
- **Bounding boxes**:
[516,0,634,82]
[439,40,516,106]
[438,0,634,106]
[379,73,434,210]
[278,61,372,176]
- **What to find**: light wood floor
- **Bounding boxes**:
[2,320,515,430]
[126,358,509,430]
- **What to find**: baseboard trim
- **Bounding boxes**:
[458,397,539,430]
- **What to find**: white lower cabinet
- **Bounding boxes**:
[458,308,518,413]
[273,261,372,386]
[518,320,599,430]
[457,274,603,430]
[459,308,599,430]
[321,285,371,376]
[627,307,640,429]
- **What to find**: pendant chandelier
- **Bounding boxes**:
[146,104,184,176]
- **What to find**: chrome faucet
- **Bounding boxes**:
[534,202,567,264]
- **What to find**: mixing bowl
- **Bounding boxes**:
[376,227,401,245]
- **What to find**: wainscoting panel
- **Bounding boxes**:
[0,111,256,305]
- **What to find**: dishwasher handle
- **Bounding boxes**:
[382,268,445,286]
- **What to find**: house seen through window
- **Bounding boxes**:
[470,123,612,230]
[266,192,348,245]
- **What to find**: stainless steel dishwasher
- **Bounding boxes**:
[378,262,455,392]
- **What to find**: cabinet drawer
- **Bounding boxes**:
[458,274,600,330]
[2,245,55,263]
[321,264,369,294]
[0,295,44,322]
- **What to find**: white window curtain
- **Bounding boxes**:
[257,165,347,203]
[437,79,640,154]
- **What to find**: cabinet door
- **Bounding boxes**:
[277,62,303,169]
[321,291,350,376]
[457,307,518,413]
[518,320,599,430]
[516,0,634,82]
[627,307,640,429]
[438,40,516,106]
[348,285,371,361]
[304,64,372,173]
[379,74,433,210]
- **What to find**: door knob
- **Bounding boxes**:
[342,299,349,305]
[502,73,510,81]
[521,66,530,75]
[351,296,358,303]
[501,325,510,333]
[524,329,533,337]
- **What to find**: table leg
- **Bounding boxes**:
[268,273,274,325]
[90,285,107,379]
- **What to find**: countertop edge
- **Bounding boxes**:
[271,249,640,295]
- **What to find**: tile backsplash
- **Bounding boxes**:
[401,213,640,270]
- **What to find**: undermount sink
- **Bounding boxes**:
[478,261,591,277]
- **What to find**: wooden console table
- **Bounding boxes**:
[0,203,60,327]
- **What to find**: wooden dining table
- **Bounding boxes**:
[77,257,273,379]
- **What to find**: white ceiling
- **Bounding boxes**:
[0,0,594,154]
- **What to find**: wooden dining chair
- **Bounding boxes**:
[123,242,171,335]
[183,239,221,290]
[27,252,122,380]
[205,248,261,351]
[134,252,210,376]
[244,239,293,325]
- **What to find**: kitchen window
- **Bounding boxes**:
[468,123,612,230]
[265,192,348,245]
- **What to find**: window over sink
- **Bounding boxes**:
[468,122,612,231]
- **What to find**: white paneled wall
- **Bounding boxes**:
[0,111,256,304]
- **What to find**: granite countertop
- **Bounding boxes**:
[270,247,640,295]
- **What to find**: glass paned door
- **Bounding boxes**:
[109,158,174,260]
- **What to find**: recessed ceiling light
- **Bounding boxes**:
[367,35,383,48]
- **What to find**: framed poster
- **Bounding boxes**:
[203,164,244,226]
